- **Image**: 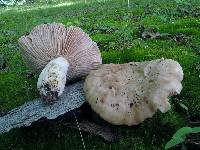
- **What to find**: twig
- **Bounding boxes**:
[73,112,87,150]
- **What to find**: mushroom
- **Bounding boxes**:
[19,23,102,103]
[84,58,183,126]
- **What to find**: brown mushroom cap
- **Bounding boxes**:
[18,23,102,81]
[84,59,183,126]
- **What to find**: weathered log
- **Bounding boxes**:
[0,81,85,134]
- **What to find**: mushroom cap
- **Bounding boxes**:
[84,59,183,126]
[18,23,102,81]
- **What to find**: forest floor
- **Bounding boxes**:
[0,0,200,149]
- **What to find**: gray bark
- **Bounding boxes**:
[0,81,85,134]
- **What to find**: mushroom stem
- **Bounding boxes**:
[37,57,69,103]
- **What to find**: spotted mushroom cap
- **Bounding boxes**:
[84,59,183,126]
[18,23,102,81]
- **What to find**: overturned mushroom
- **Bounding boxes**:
[19,23,102,103]
[84,58,183,126]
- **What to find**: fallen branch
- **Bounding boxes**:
[0,81,85,134]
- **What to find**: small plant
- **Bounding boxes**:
[165,126,200,149]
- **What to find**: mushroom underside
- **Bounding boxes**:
[19,23,102,102]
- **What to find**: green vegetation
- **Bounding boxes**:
[165,126,200,149]
[0,0,200,149]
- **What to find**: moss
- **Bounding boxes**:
[0,72,38,112]
[141,16,167,27]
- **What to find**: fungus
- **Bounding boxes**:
[19,23,102,103]
[84,58,184,126]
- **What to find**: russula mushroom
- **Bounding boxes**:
[19,23,102,103]
[84,58,183,126]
